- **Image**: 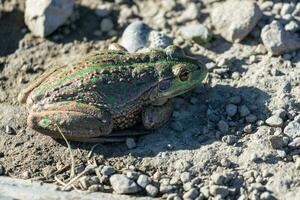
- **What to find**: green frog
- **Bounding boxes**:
[18,44,207,142]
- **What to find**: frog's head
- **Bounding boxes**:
[150,45,207,102]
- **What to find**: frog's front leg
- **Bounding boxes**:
[142,100,174,129]
[27,102,113,140]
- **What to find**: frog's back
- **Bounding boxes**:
[24,50,165,113]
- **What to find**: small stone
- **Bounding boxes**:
[209,185,229,197]
[246,114,257,123]
[269,136,284,149]
[284,121,300,138]
[160,184,174,194]
[5,126,15,135]
[260,191,275,200]
[222,135,238,145]
[126,138,136,149]
[148,31,172,49]
[280,3,295,16]
[265,115,283,127]
[110,174,139,194]
[22,171,32,179]
[101,165,115,176]
[261,21,300,55]
[220,158,232,168]
[146,184,159,197]
[226,104,237,117]
[183,188,199,199]
[137,174,150,188]
[88,184,104,192]
[229,96,241,104]
[94,5,111,17]
[79,176,91,190]
[180,23,212,44]
[211,173,226,185]
[100,18,114,32]
[167,193,182,200]
[183,182,194,191]
[25,0,74,37]
[74,164,85,174]
[126,170,139,180]
[288,137,300,149]
[218,120,229,134]
[239,105,250,117]
[243,124,253,134]
[285,20,299,32]
[180,172,192,183]
[177,3,199,23]
[232,72,241,80]
[171,121,184,132]
[0,165,5,175]
[211,0,262,42]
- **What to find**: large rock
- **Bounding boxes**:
[25,0,74,37]
[261,21,300,55]
[211,0,262,43]
[109,174,139,194]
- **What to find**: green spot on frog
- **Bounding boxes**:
[38,116,51,128]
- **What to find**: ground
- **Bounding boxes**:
[0,0,300,199]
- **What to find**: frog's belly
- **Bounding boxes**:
[112,104,143,130]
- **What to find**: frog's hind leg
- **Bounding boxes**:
[27,102,113,141]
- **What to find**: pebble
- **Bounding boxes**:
[110,174,139,194]
[218,120,229,134]
[5,126,15,135]
[22,171,32,179]
[265,115,283,127]
[246,114,257,123]
[220,158,232,168]
[269,136,284,149]
[137,174,150,188]
[121,21,171,52]
[100,18,114,32]
[243,124,253,134]
[239,105,250,117]
[226,104,237,117]
[160,184,174,194]
[146,184,159,197]
[229,96,241,105]
[180,172,192,183]
[88,184,104,192]
[94,5,111,17]
[211,0,262,42]
[211,173,226,185]
[260,191,275,200]
[284,121,300,138]
[25,0,74,37]
[177,3,199,23]
[179,23,211,44]
[0,165,5,175]
[285,20,299,32]
[101,165,115,176]
[126,138,136,149]
[288,137,300,149]
[261,21,300,55]
[79,176,91,190]
[183,188,199,199]
[209,185,229,197]
[126,170,139,180]
[167,193,182,200]
[222,135,238,145]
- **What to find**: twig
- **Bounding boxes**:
[55,124,75,178]
[88,144,100,158]
[62,165,95,190]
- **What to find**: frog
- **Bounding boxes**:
[18,44,207,142]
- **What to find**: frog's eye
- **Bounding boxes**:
[179,70,189,82]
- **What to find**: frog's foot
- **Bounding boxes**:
[27,102,113,141]
[108,43,128,52]
[142,100,173,129]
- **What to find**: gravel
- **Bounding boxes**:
[211,0,262,42]
[209,185,229,198]
[222,135,238,145]
[109,174,139,194]
[183,188,199,199]
[101,166,115,177]
[239,105,250,117]
[126,138,136,149]
[288,137,300,149]
[25,0,74,37]
[180,172,192,183]
[211,173,226,185]
[269,136,284,149]
[218,120,229,134]
[226,104,237,117]
[100,18,114,32]
[261,21,300,55]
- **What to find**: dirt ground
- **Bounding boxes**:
[0,0,300,199]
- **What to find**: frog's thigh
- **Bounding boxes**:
[27,102,113,139]
[142,100,173,129]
